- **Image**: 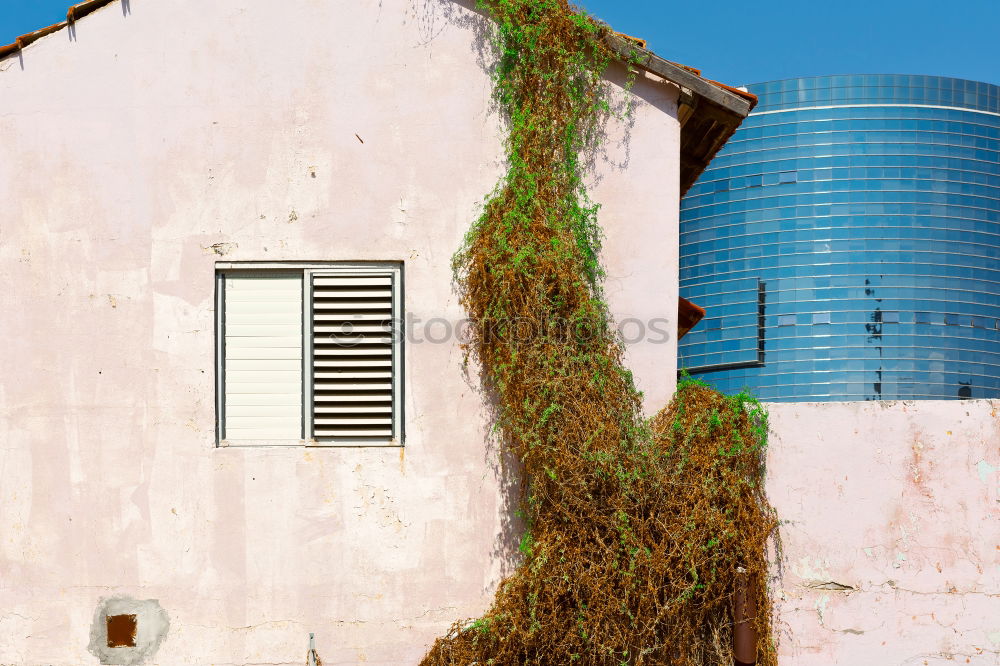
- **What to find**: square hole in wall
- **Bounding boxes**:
[107,614,137,648]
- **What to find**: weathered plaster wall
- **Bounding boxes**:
[0,0,679,664]
[767,400,1000,665]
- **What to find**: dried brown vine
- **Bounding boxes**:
[421,1,778,663]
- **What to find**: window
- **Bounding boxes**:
[778,314,796,327]
[778,170,798,184]
[812,312,831,324]
[882,311,900,323]
[216,263,403,446]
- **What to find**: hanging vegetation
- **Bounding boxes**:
[421,1,778,663]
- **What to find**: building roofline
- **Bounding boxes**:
[606,34,756,116]
[0,0,118,60]
[742,73,1000,88]
[605,34,757,195]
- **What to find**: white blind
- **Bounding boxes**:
[311,271,398,440]
[223,275,303,440]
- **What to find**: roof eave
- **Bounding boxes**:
[605,34,756,195]
[0,0,119,62]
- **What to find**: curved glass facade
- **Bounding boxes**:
[679,75,1000,401]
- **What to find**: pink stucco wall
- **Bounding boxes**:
[767,400,1000,665]
[0,0,680,663]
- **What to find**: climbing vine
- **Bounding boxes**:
[421,1,778,664]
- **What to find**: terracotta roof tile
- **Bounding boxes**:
[705,79,758,108]
[612,31,647,50]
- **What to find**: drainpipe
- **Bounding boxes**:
[733,568,757,665]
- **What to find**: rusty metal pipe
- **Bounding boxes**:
[733,567,758,665]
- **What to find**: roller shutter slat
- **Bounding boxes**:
[314,313,390,321]
[313,277,392,286]
[313,336,393,345]
[314,372,392,380]
[314,325,393,334]
[315,405,392,413]
[313,428,394,437]
[226,347,302,360]
[311,301,391,310]
[313,289,392,298]
[314,359,392,367]
[314,382,393,391]
[313,393,391,402]
[313,347,391,356]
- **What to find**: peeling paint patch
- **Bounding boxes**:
[794,556,832,580]
[976,459,997,483]
[204,242,237,256]
[814,593,830,625]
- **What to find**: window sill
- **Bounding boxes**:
[218,439,403,448]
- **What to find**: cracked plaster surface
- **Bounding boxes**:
[766,400,1000,665]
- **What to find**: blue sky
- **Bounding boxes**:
[2,0,998,86]
[2,1,72,43]
[578,0,999,86]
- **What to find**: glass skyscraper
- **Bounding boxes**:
[679,75,1000,401]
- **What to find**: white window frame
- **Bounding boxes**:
[215,261,404,447]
